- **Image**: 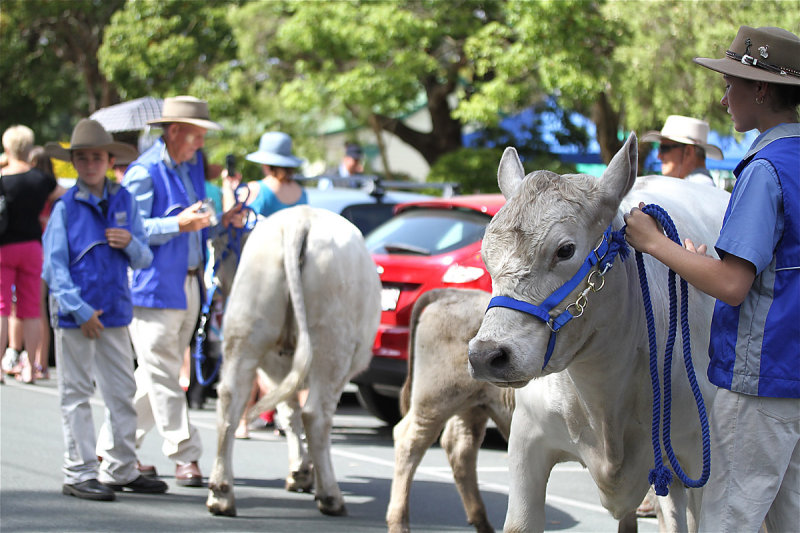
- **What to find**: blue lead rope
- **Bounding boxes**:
[625,204,711,496]
[192,191,255,387]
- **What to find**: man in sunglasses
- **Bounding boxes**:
[642,115,724,186]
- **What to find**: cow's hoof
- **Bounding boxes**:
[285,467,314,493]
[207,501,237,517]
[316,494,347,516]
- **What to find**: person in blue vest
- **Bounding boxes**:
[118,96,245,488]
[625,26,800,532]
[42,119,167,501]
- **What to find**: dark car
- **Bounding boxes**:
[352,194,506,423]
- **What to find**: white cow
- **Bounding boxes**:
[206,205,381,517]
[388,288,513,533]
[468,133,729,532]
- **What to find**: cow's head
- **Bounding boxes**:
[468,133,638,386]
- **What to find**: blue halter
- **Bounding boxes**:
[486,223,630,369]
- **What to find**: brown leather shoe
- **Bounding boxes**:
[137,461,158,477]
[175,461,203,487]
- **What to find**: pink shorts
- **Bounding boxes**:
[0,241,43,318]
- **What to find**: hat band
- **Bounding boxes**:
[725,49,800,79]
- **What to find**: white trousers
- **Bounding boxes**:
[698,388,800,532]
[128,274,202,464]
[56,327,138,485]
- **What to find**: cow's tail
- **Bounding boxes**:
[248,214,313,419]
[400,289,445,416]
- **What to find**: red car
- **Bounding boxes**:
[353,194,506,423]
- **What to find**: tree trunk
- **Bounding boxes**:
[591,91,622,165]
[373,78,463,168]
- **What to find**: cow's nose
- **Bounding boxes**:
[468,339,511,380]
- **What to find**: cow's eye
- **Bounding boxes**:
[556,243,575,260]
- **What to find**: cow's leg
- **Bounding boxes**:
[301,379,347,516]
[440,412,494,533]
[386,406,451,533]
[504,410,552,533]
[277,398,313,493]
[656,485,688,532]
[206,343,259,516]
[617,510,638,533]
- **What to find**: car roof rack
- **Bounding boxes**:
[296,174,460,199]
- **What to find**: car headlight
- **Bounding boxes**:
[442,264,485,284]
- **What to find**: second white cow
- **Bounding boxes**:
[206,206,381,517]
[468,133,729,532]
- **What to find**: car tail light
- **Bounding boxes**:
[442,264,486,284]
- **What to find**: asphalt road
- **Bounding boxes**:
[1,375,659,532]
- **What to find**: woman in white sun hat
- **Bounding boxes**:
[625,25,800,532]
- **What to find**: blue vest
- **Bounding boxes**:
[57,181,135,329]
[709,135,800,398]
[126,138,207,309]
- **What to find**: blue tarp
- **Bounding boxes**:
[465,104,759,173]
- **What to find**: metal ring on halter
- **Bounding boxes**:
[587,270,606,292]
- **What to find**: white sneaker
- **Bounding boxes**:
[2,348,20,374]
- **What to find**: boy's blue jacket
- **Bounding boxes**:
[45,180,151,329]
[709,132,800,398]
[126,138,207,309]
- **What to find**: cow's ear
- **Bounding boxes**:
[599,132,638,205]
[498,147,525,199]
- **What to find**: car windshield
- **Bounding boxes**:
[340,203,398,236]
[366,207,490,256]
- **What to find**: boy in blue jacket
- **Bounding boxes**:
[42,119,168,501]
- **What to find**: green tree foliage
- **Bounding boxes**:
[0,0,125,139]
[603,0,799,145]
[223,0,614,168]
[98,1,239,99]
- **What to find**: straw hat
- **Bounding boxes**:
[246,132,303,168]
[694,26,800,86]
[147,95,222,130]
[45,119,140,162]
[641,115,723,160]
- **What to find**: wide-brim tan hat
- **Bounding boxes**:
[641,115,723,160]
[45,119,140,162]
[147,95,222,130]
[694,26,800,86]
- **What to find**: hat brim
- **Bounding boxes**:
[45,141,140,163]
[640,131,723,160]
[245,152,303,168]
[694,57,800,87]
[147,118,223,131]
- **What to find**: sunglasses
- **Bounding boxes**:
[658,143,684,154]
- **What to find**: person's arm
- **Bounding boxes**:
[41,201,95,325]
[123,165,211,243]
[625,159,781,307]
[122,165,181,245]
[623,208,755,305]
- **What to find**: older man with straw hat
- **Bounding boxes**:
[642,115,724,186]
[103,96,244,487]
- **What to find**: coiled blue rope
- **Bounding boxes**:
[626,204,711,496]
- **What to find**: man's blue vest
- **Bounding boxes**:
[127,138,207,309]
[708,135,800,398]
[57,181,135,329]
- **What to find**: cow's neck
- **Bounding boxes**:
[558,260,651,463]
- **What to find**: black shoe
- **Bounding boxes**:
[62,479,116,501]
[103,475,168,493]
